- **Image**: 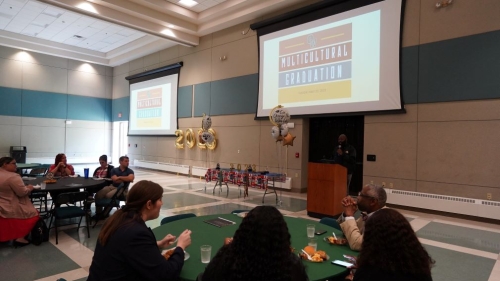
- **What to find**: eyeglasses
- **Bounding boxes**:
[358,192,375,199]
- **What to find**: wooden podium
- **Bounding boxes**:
[307,162,347,218]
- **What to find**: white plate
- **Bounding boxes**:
[162,248,190,261]
[33,185,41,189]
[92,178,105,181]
[236,211,248,218]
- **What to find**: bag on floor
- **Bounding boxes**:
[31,218,49,246]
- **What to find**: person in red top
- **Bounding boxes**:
[49,154,75,177]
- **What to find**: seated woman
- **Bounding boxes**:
[200,206,308,281]
[87,155,114,198]
[49,153,74,177]
[353,209,434,281]
[88,180,192,281]
[0,157,39,247]
[92,155,114,179]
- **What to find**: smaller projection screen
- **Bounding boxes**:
[126,63,181,136]
[253,0,405,118]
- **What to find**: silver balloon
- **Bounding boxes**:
[202,115,212,130]
[271,107,290,125]
[280,124,289,136]
[201,131,215,144]
[271,126,280,140]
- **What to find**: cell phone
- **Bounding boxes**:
[332,260,354,267]
[315,229,327,235]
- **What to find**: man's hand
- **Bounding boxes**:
[341,196,357,216]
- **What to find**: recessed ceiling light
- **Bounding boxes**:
[178,0,198,8]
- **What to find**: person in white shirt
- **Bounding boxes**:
[336,184,387,251]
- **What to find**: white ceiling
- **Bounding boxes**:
[0,0,312,66]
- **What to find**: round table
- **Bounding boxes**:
[152,214,357,281]
[24,177,108,191]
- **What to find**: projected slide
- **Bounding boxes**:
[256,0,403,117]
[128,74,178,136]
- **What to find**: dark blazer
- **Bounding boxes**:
[88,218,184,281]
[353,266,433,281]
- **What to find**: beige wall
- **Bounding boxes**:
[113,0,500,198]
[364,0,500,201]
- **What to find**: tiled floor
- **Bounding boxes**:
[1,168,500,281]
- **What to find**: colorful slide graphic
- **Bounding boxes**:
[278,23,352,104]
[136,88,162,128]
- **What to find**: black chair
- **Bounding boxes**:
[29,167,49,217]
[92,185,127,228]
[48,191,90,244]
[319,217,341,231]
[160,213,196,225]
[230,210,248,214]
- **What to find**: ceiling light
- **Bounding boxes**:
[178,0,198,8]
[76,2,98,14]
[161,29,176,38]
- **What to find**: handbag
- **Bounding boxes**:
[31,218,49,246]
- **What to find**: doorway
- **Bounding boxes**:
[308,115,364,195]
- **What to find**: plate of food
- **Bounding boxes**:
[324,236,348,245]
[44,179,57,184]
[92,177,105,181]
[162,248,190,261]
[235,211,249,218]
[33,184,41,189]
[298,246,329,262]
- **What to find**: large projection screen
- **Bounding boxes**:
[126,63,181,136]
[254,0,405,118]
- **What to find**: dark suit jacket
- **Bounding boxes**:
[88,218,184,281]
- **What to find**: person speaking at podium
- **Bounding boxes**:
[333,134,356,195]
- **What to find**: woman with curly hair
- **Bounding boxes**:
[200,206,308,281]
[353,209,434,281]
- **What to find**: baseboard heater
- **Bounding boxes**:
[133,160,190,175]
[386,189,500,220]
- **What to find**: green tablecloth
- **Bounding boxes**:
[152,214,357,281]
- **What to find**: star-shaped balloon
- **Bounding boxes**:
[282,133,296,146]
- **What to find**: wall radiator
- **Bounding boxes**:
[133,160,190,175]
[386,189,500,220]
[191,166,209,177]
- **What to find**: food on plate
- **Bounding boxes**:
[224,237,233,245]
[163,249,175,260]
[326,236,348,245]
[44,179,57,184]
[303,245,316,256]
[299,246,328,262]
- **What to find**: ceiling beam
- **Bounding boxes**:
[37,0,199,46]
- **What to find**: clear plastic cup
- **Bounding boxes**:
[200,245,211,263]
[307,224,315,238]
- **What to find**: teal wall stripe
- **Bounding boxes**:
[104,99,112,122]
[193,82,211,117]
[67,95,110,121]
[22,89,68,119]
[178,85,193,118]
[209,74,258,116]
[401,46,419,104]
[0,86,22,116]
[112,97,129,122]
[3,30,500,122]
[418,30,500,103]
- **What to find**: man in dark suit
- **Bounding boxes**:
[333,134,356,195]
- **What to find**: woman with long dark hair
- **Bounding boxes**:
[48,153,74,177]
[200,206,308,281]
[353,209,434,281]
[88,180,192,281]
